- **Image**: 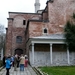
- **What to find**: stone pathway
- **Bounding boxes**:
[0,65,37,75]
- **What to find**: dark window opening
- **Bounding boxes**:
[16,36,22,43]
[23,20,26,25]
[44,28,47,33]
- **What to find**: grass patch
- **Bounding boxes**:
[39,66,75,75]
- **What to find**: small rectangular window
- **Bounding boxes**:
[23,20,26,25]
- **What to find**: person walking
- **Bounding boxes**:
[25,55,28,67]
[2,55,6,68]
[14,54,18,71]
[5,56,12,75]
[19,54,25,71]
[17,55,20,67]
[11,55,14,67]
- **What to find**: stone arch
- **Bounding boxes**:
[15,48,23,56]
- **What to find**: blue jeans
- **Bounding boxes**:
[20,64,24,71]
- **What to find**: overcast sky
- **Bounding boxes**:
[0,0,47,27]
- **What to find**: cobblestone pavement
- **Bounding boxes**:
[0,65,37,75]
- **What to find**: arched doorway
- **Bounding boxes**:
[15,48,23,56]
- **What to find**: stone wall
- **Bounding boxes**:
[47,0,75,34]
[28,0,75,38]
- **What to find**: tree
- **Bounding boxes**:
[0,24,5,56]
[0,24,5,34]
[64,13,75,51]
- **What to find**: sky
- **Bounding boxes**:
[0,0,47,28]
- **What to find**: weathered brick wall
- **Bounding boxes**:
[5,20,13,55]
[48,0,75,24]
[11,27,26,55]
[28,0,75,38]
[29,22,44,38]
[5,12,41,55]
[29,21,63,38]
[9,12,42,20]
[42,6,48,20]
[47,0,75,33]
[42,12,48,20]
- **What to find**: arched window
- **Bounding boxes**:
[44,28,47,33]
[16,36,22,43]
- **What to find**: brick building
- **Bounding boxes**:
[5,0,75,66]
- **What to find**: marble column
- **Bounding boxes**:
[67,46,70,64]
[32,43,34,65]
[50,43,53,64]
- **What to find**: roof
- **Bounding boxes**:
[32,34,65,40]
[9,12,41,15]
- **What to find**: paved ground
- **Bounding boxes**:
[0,65,37,75]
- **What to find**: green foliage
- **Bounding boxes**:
[64,13,75,51]
[73,13,75,19]
[39,66,75,75]
[0,34,5,55]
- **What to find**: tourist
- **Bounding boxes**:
[19,54,25,71]
[17,55,20,67]
[2,55,6,68]
[5,56,12,75]
[14,54,18,71]
[11,55,14,67]
[25,55,28,67]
